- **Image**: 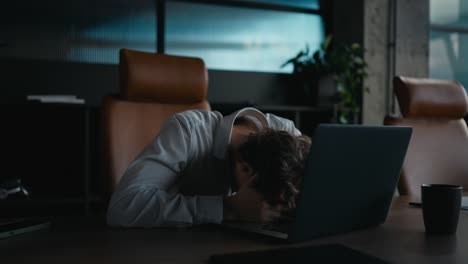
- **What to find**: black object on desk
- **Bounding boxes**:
[422,184,463,234]
[0,218,51,239]
[210,244,390,264]
[0,103,94,217]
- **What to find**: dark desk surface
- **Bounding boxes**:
[2,196,468,264]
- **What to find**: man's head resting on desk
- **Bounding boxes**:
[228,116,311,209]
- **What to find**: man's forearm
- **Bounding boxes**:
[108,187,223,227]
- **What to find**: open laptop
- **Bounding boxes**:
[223,124,412,243]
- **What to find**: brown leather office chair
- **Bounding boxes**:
[384,76,468,199]
[102,49,210,194]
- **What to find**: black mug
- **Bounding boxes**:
[422,184,463,234]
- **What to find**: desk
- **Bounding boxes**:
[1,196,468,263]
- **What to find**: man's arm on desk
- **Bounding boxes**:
[107,114,223,227]
[223,177,287,223]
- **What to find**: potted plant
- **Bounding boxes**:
[282,35,368,124]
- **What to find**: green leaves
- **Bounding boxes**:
[282,34,369,123]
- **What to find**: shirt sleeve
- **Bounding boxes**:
[106,114,223,227]
[265,113,302,136]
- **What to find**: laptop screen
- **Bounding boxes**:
[288,124,412,242]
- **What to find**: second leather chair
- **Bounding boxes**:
[385,76,468,199]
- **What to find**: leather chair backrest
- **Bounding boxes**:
[384,76,468,199]
[103,49,210,193]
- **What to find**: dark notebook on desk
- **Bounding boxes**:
[210,244,390,264]
[0,218,50,239]
[223,124,412,243]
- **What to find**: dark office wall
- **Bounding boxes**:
[332,0,364,46]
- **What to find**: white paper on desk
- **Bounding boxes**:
[26,94,85,104]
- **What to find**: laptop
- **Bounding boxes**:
[223,124,412,243]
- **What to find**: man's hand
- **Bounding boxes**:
[223,179,287,223]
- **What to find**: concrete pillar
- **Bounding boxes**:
[362,0,390,125]
[362,0,429,124]
[394,0,429,78]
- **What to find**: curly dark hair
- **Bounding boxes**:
[237,128,312,205]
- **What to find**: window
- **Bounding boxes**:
[166,1,324,73]
[0,1,156,64]
[0,0,323,72]
[430,0,468,89]
[232,0,319,9]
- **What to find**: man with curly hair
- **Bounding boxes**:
[107,108,311,227]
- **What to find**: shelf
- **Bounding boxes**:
[210,102,335,136]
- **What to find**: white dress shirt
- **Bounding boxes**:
[107,107,300,227]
